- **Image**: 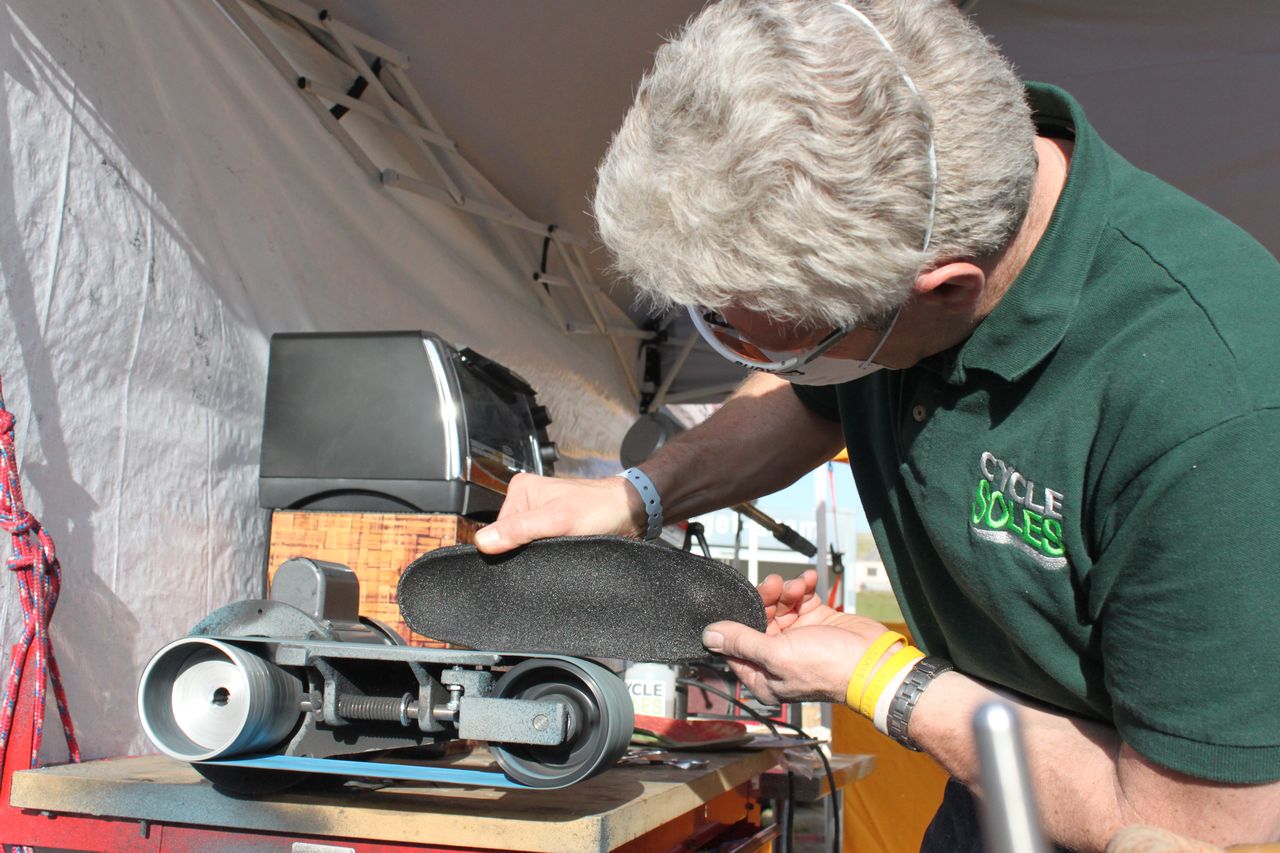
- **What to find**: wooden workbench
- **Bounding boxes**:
[8,748,783,852]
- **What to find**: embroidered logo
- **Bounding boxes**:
[970,451,1068,570]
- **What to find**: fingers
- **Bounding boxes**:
[475,509,566,554]
[779,576,809,610]
[763,570,821,624]
[703,620,773,665]
[703,622,780,704]
[757,574,785,620]
[796,569,828,616]
[477,474,640,553]
[757,573,784,599]
[800,568,819,594]
[721,657,779,707]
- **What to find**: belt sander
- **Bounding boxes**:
[138,537,765,790]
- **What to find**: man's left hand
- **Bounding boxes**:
[703,569,893,705]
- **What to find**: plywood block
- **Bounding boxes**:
[267,510,481,646]
[11,750,779,852]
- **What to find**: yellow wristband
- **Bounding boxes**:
[859,645,925,719]
[844,630,905,710]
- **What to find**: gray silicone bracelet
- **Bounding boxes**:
[618,467,663,540]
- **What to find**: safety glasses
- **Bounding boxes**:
[686,306,851,373]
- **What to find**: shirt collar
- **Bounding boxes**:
[949,82,1110,384]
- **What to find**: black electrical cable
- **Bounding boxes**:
[675,677,791,850]
[774,717,841,853]
[780,769,794,853]
[677,677,841,853]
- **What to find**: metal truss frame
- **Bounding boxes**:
[212,0,648,399]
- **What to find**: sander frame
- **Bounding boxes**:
[137,557,634,791]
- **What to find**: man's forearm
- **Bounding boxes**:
[637,373,845,523]
[911,673,1280,851]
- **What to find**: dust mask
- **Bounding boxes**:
[779,306,902,386]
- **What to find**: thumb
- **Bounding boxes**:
[703,620,773,664]
[474,510,564,554]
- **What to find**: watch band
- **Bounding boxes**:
[617,467,664,540]
[886,656,955,751]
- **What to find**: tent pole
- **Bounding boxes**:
[649,335,699,412]
[257,0,412,69]
[318,18,465,204]
[297,78,457,151]
[219,0,647,403]
[213,0,379,179]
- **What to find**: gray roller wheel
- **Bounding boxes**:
[491,659,634,789]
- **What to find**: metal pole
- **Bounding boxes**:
[256,0,412,68]
[972,701,1051,853]
[554,241,640,400]
[732,502,816,558]
[214,0,380,178]
[814,469,829,600]
[297,78,457,151]
[564,323,657,340]
[319,17,465,204]
[648,334,698,411]
[660,382,744,405]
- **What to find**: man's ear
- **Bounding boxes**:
[912,262,986,314]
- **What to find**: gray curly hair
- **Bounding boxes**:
[593,0,1037,329]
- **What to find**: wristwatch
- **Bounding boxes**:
[886,656,954,751]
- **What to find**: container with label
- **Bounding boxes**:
[624,662,683,719]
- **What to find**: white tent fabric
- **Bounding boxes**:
[0,0,634,760]
[0,0,1276,762]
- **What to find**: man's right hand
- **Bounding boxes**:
[473,373,844,556]
[473,472,647,554]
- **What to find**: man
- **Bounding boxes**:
[475,1,1280,849]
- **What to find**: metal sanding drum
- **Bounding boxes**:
[398,536,767,662]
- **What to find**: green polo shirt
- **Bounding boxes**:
[795,83,1280,783]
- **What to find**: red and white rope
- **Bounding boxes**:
[0,375,80,782]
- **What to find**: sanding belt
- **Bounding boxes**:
[398,536,767,662]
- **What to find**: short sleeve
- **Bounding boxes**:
[1094,407,1280,782]
[792,383,842,423]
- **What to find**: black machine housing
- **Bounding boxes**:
[258,331,558,518]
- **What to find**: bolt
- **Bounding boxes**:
[532,714,549,732]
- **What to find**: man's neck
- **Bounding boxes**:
[976,135,1074,316]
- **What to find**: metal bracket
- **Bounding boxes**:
[458,696,567,746]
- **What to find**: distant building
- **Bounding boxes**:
[851,532,892,593]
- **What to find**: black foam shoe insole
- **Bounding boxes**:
[397,536,766,662]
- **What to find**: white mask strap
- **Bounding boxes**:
[833,3,938,252]
[858,304,904,370]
